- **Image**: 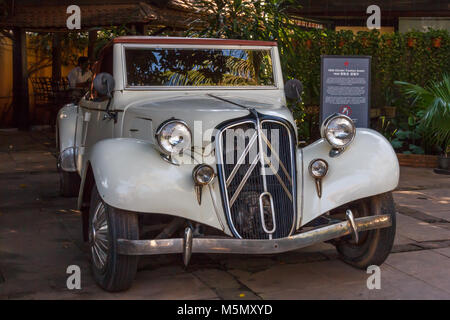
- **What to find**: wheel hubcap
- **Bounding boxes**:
[90,202,109,271]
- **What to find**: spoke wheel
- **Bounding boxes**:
[88,185,139,292]
[90,202,110,272]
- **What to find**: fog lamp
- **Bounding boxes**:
[193,164,215,185]
[309,159,328,178]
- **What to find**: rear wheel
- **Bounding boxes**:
[58,168,80,197]
[89,185,139,292]
[332,192,396,269]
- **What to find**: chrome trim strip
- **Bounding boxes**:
[208,184,225,232]
[259,191,277,236]
[256,115,269,192]
[226,131,258,187]
[260,130,292,185]
[264,153,292,201]
[229,153,260,207]
[117,214,392,255]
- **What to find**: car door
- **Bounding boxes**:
[76,48,116,172]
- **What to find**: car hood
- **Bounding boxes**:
[121,93,296,146]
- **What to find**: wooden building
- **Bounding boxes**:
[290,0,450,33]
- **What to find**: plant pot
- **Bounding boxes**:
[382,106,396,118]
[397,153,439,168]
[370,108,381,118]
[432,37,442,48]
[438,155,450,170]
[407,37,416,48]
[306,39,312,49]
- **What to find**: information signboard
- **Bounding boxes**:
[320,56,371,128]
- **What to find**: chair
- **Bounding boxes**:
[31,77,73,126]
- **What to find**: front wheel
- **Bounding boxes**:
[89,185,139,292]
[332,192,396,269]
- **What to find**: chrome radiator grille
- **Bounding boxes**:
[216,117,297,239]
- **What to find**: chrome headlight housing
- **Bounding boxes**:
[320,114,356,149]
[156,119,192,155]
[192,164,215,185]
[309,159,328,179]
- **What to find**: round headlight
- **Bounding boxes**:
[156,120,191,155]
[309,159,328,178]
[321,114,356,149]
[193,164,215,185]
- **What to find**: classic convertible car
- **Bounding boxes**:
[56,36,399,292]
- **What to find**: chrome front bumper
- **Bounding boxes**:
[117,214,392,265]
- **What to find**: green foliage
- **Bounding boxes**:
[396,74,450,156]
[188,3,450,148]
[95,25,134,59]
[288,28,450,110]
[187,0,302,81]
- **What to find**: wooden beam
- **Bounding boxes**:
[135,24,148,35]
[51,33,62,81]
[12,27,29,130]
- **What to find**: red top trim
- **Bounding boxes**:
[112,36,278,46]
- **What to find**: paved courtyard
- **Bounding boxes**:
[0,128,449,299]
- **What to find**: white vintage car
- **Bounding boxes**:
[56,36,399,292]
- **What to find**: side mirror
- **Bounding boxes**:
[284,79,303,103]
[93,72,115,98]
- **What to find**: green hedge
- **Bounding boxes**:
[285,29,450,111]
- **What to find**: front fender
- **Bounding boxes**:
[299,128,399,228]
[56,103,78,172]
[81,138,228,233]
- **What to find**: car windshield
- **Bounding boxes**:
[125,48,275,87]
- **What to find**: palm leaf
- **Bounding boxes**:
[395,74,450,154]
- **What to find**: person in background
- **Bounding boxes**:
[67,56,93,101]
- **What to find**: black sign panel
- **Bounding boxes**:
[320,55,371,128]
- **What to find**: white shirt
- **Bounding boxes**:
[67,66,93,88]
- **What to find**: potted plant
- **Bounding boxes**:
[407,37,416,48]
[395,74,450,172]
[439,146,450,170]
[432,36,442,48]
